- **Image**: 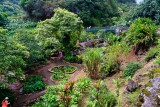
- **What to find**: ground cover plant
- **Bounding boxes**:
[22,75,45,93]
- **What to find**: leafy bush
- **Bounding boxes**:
[87,81,117,107]
[0,88,15,104]
[132,0,160,24]
[76,78,91,93]
[145,48,159,62]
[123,62,141,77]
[23,75,45,93]
[32,81,82,107]
[125,18,158,53]
[101,42,130,78]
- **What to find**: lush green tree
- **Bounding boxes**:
[36,8,83,56]
[20,0,63,20]
[14,28,46,70]
[125,18,158,54]
[20,0,119,26]
[0,28,28,87]
[132,0,160,24]
[64,0,119,26]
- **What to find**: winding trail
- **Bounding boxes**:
[12,61,85,107]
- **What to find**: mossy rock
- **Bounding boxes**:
[142,89,151,97]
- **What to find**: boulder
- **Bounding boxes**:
[140,77,160,107]
[126,80,138,92]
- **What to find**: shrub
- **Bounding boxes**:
[125,18,158,54]
[123,62,141,77]
[0,88,15,104]
[23,75,45,93]
[83,48,103,79]
[145,48,159,62]
[101,42,130,78]
[76,78,91,93]
[87,81,117,107]
[31,81,82,107]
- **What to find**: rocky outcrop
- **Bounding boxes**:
[137,77,160,107]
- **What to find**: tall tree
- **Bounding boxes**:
[0,28,28,87]
[36,8,83,55]
[132,0,160,23]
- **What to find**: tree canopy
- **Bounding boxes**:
[0,28,28,87]
[36,8,84,55]
[132,0,160,24]
[20,0,119,26]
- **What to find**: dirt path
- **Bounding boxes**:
[12,61,85,107]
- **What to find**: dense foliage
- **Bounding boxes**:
[20,0,119,26]
[23,75,45,93]
[32,81,82,107]
[125,18,158,54]
[132,0,160,24]
[116,0,136,4]
[36,8,83,56]
[0,28,28,87]
[0,13,8,27]
[14,29,46,70]
[64,0,119,26]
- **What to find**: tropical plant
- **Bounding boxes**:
[76,78,91,93]
[83,48,103,79]
[87,80,117,107]
[125,18,158,54]
[31,81,82,107]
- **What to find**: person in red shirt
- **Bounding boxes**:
[2,97,9,107]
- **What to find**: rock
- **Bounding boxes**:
[126,80,138,92]
[138,77,160,107]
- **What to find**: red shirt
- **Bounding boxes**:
[2,100,8,107]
